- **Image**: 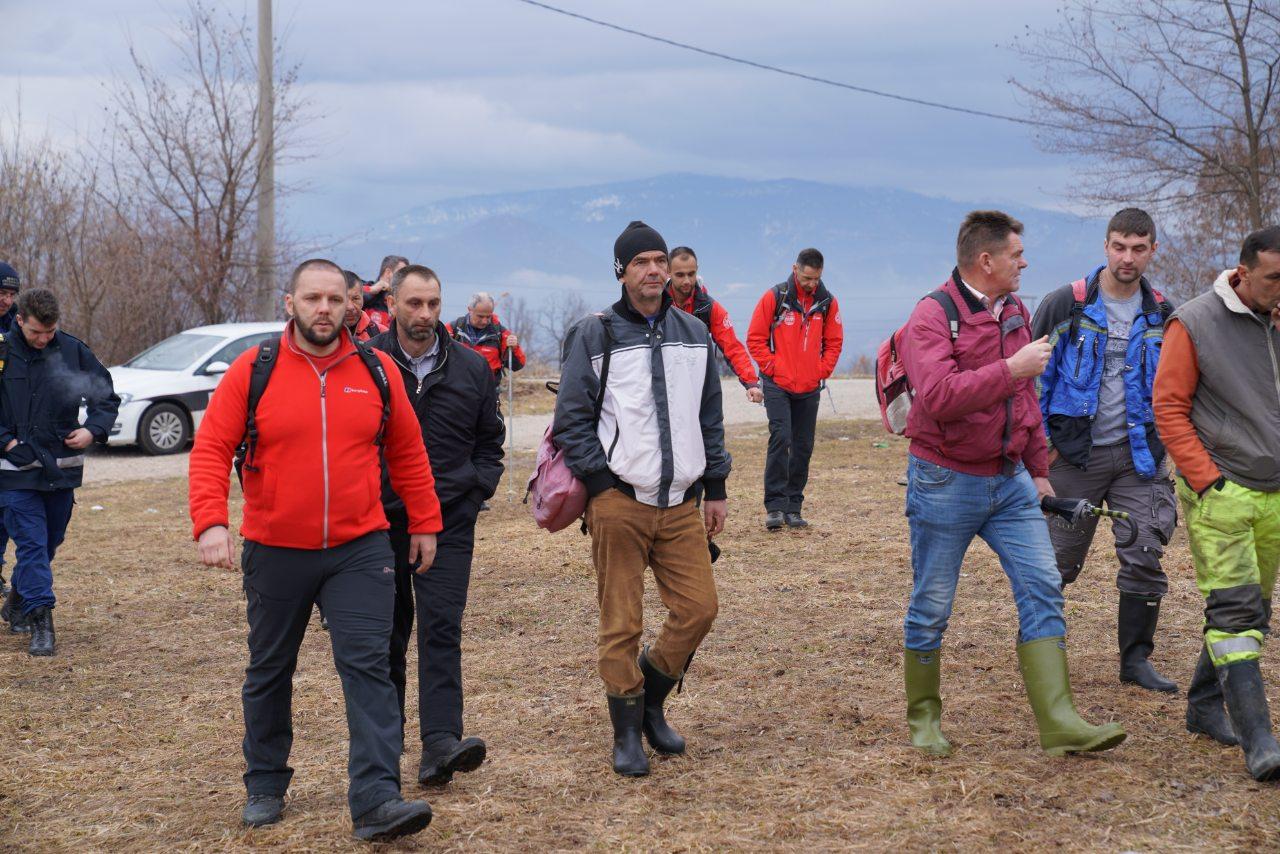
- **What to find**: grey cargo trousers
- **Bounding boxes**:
[1047,441,1177,597]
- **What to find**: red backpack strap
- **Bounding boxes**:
[1071,278,1088,304]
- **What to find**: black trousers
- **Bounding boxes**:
[762,377,821,512]
[388,499,480,745]
[240,531,401,819]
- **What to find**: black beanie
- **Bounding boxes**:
[613,221,667,279]
[0,261,18,293]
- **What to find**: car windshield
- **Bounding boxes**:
[125,333,222,371]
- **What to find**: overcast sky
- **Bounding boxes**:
[1,1,1076,246]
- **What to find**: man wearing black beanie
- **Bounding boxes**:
[555,220,731,777]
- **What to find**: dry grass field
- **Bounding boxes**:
[3,421,1279,851]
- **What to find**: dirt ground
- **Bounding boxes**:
[4,421,1280,851]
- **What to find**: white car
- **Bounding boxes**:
[106,322,285,455]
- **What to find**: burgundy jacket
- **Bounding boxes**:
[900,270,1049,478]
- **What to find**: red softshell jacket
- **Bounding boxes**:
[669,284,760,387]
[746,277,843,395]
[900,272,1048,478]
[188,329,443,549]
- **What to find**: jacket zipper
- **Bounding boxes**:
[1073,334,1086,379]
[319,373,330,547]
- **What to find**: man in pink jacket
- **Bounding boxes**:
[897,210,1126,759]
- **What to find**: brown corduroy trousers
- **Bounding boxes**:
[586,488,719,696]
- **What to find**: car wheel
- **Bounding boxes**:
[138,402,190,455]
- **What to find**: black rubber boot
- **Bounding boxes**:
[764,511,784,531]
[1118,594,1177,692]
[607,694,649,777]
[1218,659,1280,781]
[1186,646,1238,745]
[638,647,686,755]
[417,734,487,786]
[2,588,29,633]
[351,798,432,842]
[783,512,809,529]
[27,606,54,657]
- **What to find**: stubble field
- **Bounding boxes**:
[2,421,1278,851]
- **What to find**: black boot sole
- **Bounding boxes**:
[642,725,686,755]
[1121,674,1178,693]
[353,807,432,842]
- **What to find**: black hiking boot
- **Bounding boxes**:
[241,794,285,828]
[1219,659,1280,781]
[638,647,686,755]
[764,511,784,531]
[351,798,432,842]
[2,589,29,633]
[607,693,649,777]
[27,606,54,657]
[417,734,487,786]
[1186,646,1237,746]
[784,512,809,529]
[1118,594,1177,692]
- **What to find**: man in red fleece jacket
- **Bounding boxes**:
[898,211,1125,760]
[188,259,442,842]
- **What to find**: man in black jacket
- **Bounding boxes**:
[0,288,119,655]
[369,264,505,786]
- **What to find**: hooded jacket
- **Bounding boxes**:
[368,321,505,518]
[1154,268,1280,493]
[668,282,760,388]
[746,276,842,395]
[553,288,731,507]
[0,329,119,491]
[901,270,1049,478]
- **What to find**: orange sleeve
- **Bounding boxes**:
[1153,319,1220,492]
[188,351,254,540]
[746,291,776,376]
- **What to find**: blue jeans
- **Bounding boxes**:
[903,455,1065,651]
[1,488,75,614]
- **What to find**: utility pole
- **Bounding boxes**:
[255,0,276,319]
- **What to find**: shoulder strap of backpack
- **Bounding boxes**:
[238,340,279,475]
[353,342,393,447]
[592,315,613,425]
[925,290,961,342]
[0,332,8,377]
[1067,277,1090,340]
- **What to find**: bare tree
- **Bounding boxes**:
[1014,0,1280,296]
[536,291,593,367]
[100,1,308,323]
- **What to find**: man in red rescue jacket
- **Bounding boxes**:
[450,292,525,384]
[188,259,442,842]
[667,246,763,403]
[897,211,1125,760]
[746,248,843,530]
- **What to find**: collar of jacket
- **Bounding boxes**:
[613,285,673,324]
[8,327,61,360]
[373,320,451,377]
[1083,265,1165,317]
[778,274,832,314]
[666,282,712,316]
[1212,267,1273,320]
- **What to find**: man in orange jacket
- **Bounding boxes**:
[189,259,442,842]
[746,248,843,530]
[667,246,763,403]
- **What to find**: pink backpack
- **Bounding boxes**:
[526,317,612,532]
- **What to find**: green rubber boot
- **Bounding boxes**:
[1017,637,1126,756]
[905,648,951,756]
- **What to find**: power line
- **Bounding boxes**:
[511,0,1058,130]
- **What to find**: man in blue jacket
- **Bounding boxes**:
[1031,208,1178,692]
[0,288,119,655]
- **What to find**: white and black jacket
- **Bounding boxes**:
[553,288,731,507]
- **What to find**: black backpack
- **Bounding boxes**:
[233,339,392,483]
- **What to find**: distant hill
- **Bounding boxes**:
[333,173,1102,359]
